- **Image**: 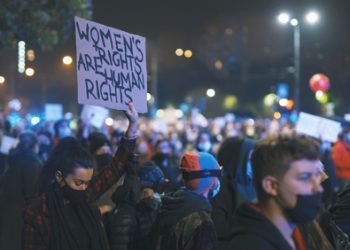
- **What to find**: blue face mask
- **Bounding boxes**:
[208,180,221,199]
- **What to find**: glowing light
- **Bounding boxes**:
[175,109,184,119]
[286,99,294,110]
[206,88,216,98]
[8,99,22,111]
[279,98,288,107]
[105,117,114,126]
[290,18,299,26]
[184,50,192,58]
[156,109,165,118]
[277,13,290,24]
[315,91,328,104]
[273,112,282,119]
[25,68,35,77]
[27,50,35,61]
[214,60,223,70]
[62,55,73,65]
[175,48,184,56]
[0,76,5,84]
[147,92,152,101]
[18,41,26,73]
[264,93,277,107]
[31,116,41,126]
[306,11,319,24]
[223,95,238,109]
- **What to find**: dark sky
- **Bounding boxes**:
[2,0,350,116]
[90,0,350,115]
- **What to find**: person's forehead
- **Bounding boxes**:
[69,167,93,180]
[286,159,322,174]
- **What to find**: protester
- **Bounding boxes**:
[223,133,324,250]
[152,151,221,250]
[22,102,138,250]
[210,137,256,245]
[0,132,42,250]
[332,129,350,190]
[152,138,181,190]
[105,157,162,250]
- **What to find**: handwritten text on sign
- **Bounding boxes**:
[75,16,147,113]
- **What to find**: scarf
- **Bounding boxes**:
[47,184,109,250]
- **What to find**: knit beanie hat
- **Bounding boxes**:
[180,152,221,194]
[138,162,166,191]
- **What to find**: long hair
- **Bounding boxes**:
[38,136,95,193]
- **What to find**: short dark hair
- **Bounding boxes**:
[252,133,321,200]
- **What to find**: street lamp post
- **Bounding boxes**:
[277,11,319,112]
[293,22,301,112]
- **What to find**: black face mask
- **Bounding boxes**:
[284,193,322,224]
[60,183,87,204]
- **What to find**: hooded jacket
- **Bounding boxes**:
[211,138,256,241]
[223,202,298,250]
[153,188,217,250]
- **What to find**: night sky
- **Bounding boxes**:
[1,0,350,116]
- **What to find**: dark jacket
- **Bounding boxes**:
[0,149,42,250]
[153,188,217,250]
[223,202,297,250]
[211,138,256,241]
[106,198,159,250]
[22,138,135,250]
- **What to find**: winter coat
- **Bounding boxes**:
[332,140,350,180]
[152,188,217,250]
[0,149,42,250]
[211,138,256,242]
[222,202,305,250]
[106,198,159,250]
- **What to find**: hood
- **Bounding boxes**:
[228,203,293,250]
[157,188,212,231]
[217,138,255,179]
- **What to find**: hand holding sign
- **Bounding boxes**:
[124,102,139,138]
[75,16,148,113]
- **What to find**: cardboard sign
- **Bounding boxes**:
[0,136,18,154]
[81,105,110,128]
[45,103,63,121]
[75,16,148,113]
[295,112,342,142]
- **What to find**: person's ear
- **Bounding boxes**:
[55,170,64,185]
[261,176,279,196]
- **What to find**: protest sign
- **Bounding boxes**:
[81,104,110,128]
[45,103,63,121]
[0,136,18,154]
[75,16,147,113]
[295,112,341,142]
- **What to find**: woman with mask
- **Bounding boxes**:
[22,102,138,250]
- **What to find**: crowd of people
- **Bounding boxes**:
[1,104,350,249]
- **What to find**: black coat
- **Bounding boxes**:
[0,149,42,250]
[222,203,295,250]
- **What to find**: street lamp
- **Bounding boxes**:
[277,11,319,112]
